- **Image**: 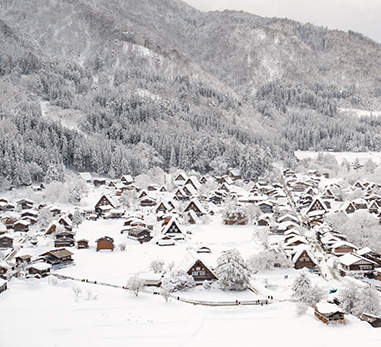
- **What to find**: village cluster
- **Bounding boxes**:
[1,167,381,327]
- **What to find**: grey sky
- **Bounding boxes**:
[183,0,381,43]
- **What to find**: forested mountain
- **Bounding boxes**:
[1,0,381,185]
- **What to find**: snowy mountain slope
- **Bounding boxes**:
[1,0,381,185]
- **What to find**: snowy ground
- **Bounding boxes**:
[1,275,379,347]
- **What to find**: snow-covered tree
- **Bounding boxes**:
[339,279,380,317]
[160,284,173,302]
[126,274,146,297]
[215,249,251,291]
[71,209,83,228]
[68,184,82,205]
[161,270,195,292]
[353,285,381,316]
[291,272,323,307]
[248,249,292,271]
[149,258,165,273]
[37,208,53,229]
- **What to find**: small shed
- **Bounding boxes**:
[314,302,345,325]
[77,239,89,249]
[96,236,114,251]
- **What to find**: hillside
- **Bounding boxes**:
[1,0,381,185]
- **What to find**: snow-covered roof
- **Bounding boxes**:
[331,241,357,250]
[0,233,14,239]
[290,245,317,265]
[339,253,377,267]
[357,247,373,256]
[78,172,92,182]
[315,302,344,314]
[27,262,51,271]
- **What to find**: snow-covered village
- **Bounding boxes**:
[1,152,381,346]
[3,0,381,345]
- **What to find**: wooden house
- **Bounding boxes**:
[162,218,184,236]
[121,175,134,185]
[93,179,107,187]
[331,241,357,256]
[77,239,89,249]
[339,253,377,276]
[139,196,157,207]
[287,245,317,270]
[0,278,7,293]
[174,172,188,186]
[353,198,368,210]
[0,262,13,279]
[58,216,73,231]
[78,172,93,184]
[314,302,345,325]
[183,199,207,217]
[40,248,74,266]
[257,201,274,214]
[184,176,201,191]
[54,231,75,248]
[26,262,51,278]
[180,252,218,285]
[96,236,114,251]
[217,176,233,185]
[357,247,381,266]
[182,184,197,197]
[13,220,30,233]
[342,201,356,214]
[94,194,120,215]
[156,201,175,214]
[278,214,299,224]
[0,234,13,248]
[360,313,381,328]
[16,198,34,210]
[306,198,327,216]
[127,227,152,244]
[15,254,32,266]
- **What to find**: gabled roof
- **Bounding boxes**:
[289,245,317,265]
[183,199,207,215]
[41,248,74,259]
[162,218,183,235]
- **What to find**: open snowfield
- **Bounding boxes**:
[1,274,379,347]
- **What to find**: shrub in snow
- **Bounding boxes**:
[203,280,212,290]
[161,270,195,292]
[126,274,146,297]
[72,286,82,301]
[215,249,251,291]
[119,243,126,251]
[149,258,165,273]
